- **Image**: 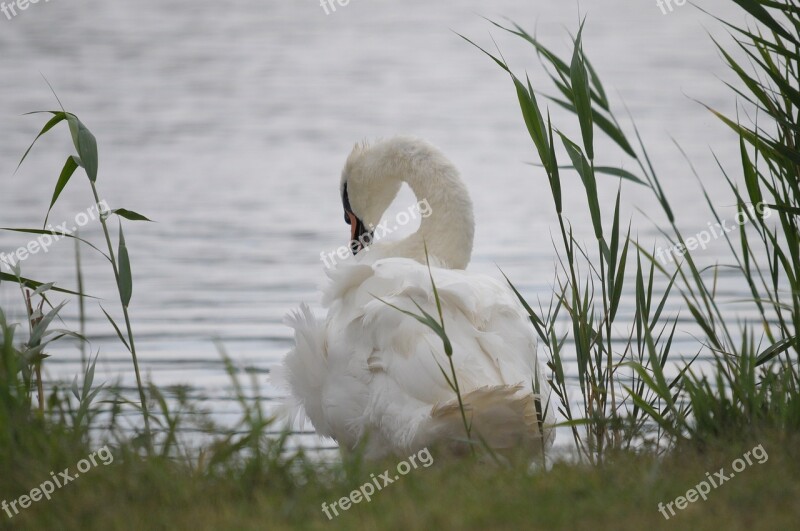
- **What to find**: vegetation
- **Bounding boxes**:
[0,1,798,529]
[1,434,799,530]
[460,0,800,459]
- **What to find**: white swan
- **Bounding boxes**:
[276,137,554,459]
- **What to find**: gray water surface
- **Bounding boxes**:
[0,0,749,448]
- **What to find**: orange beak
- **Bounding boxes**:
[345,211,373,255]
[347,211,359,244]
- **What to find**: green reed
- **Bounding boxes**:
[461,0,800,457]
[9,92,155,446]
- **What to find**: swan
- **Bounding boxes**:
[275,137,554,459]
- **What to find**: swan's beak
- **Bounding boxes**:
[346,211,373,255]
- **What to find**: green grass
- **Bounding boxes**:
[2,434,799,530]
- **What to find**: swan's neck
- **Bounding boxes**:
[380,146,474,270]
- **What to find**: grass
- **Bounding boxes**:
[2,434,799,530]
[1,0,799,529]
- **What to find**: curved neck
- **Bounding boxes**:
[379,142,475,270]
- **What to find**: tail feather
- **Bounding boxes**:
[427,385,554,452]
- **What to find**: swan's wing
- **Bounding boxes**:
[322,258,554,454]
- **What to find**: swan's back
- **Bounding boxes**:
[279,258,554,459]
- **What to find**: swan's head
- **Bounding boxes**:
[338,137,474,268]
[340,141,402,254]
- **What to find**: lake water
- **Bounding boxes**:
[0,0,750,450]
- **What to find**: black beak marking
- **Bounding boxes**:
[342,183,353,224]
[342,182,373,255]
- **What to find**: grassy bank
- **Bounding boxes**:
[2,435,798,530]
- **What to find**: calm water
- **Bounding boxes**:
[0,1,749,448]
